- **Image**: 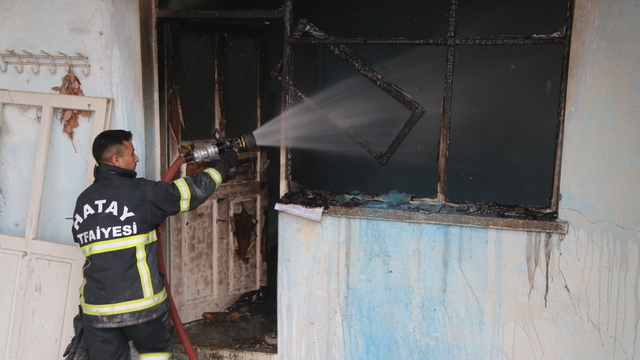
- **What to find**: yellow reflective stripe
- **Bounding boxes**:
[80,231,157,257]
[136,244,153,298]
[172,178,190,213]
[79,269,88,305]
[81,288,167,316]
[139,353,172,360]
[204,168,222,190]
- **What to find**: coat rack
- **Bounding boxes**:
[0,50,90,76]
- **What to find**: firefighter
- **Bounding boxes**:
[65,129,238,360]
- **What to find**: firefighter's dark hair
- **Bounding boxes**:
[92,129,133,165]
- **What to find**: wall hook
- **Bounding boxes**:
[40,50,57,75]
[75,52,90,76]
[1,49,90,76]
[7,50,23,73]
[58,51,71,73]
[22,50,40,74]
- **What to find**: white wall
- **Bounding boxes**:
[0,2,155,359]
[562,0,640,226]
[557,0,640,355]
[0,0,153,244]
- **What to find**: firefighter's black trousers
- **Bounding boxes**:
[82,311,174,360]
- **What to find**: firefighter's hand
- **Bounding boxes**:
[219,149,239,169]
[63,314,89,360]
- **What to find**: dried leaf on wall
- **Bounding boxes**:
[51,68,89,139]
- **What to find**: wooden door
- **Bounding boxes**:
[159,20,270,322]
[0,90,111,360]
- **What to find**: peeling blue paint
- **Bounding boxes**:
[279,214,505,360]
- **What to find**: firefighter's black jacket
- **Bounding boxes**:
[71,160,229,328]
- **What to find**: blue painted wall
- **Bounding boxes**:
[338,223,491,359]
[279,215,574,359]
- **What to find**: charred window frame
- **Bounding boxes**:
[280,0,574,220]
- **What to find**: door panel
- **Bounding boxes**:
[170,151,269,322]
[0,245,23,358]
[184,200,215,301]
[0,235,86,360]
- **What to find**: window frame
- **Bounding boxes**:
[279,0,575,219]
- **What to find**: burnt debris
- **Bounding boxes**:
[279,187,558,221]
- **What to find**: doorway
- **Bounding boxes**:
[156,15,279,345]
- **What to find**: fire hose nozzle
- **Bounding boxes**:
[231,132,257,151]
[183,143,221,163]
[183,131,257,163]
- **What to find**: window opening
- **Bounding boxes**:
[280,0,573,218]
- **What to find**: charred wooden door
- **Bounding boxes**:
[159,19,269,322]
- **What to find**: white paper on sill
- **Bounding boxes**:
[274,203,323,222]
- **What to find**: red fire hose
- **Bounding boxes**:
[156,155,199,360]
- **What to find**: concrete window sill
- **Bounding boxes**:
[325,205,568,234]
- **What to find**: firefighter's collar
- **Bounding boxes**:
[94,164,138,181]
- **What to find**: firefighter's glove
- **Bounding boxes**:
[63,314,89,360]
[220,149,239,169]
